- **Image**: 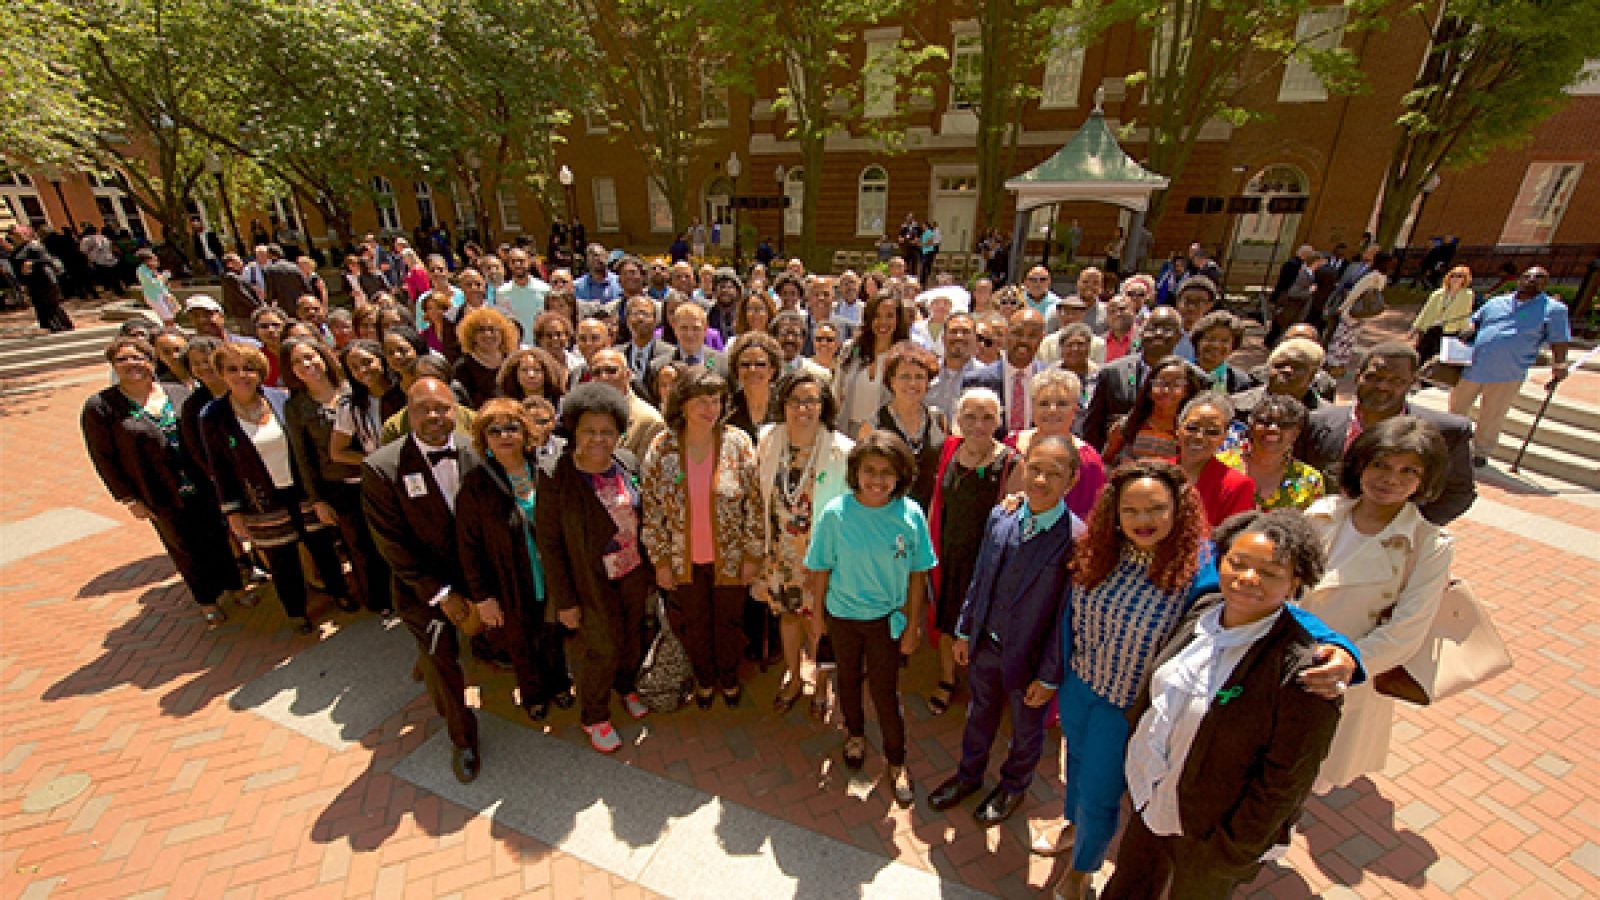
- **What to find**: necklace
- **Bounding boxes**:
[779,432,822,508]
[887,404,926,453]
[230,394,268,421]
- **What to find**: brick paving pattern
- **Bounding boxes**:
[3,324,1597,897]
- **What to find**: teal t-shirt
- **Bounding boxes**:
[805,493,937,637]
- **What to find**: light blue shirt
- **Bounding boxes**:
[498,277,550,342]
[574,271,621,302]
[1463,293,1570,384]
[805,494,936,638]
[1019,499,1067,541]
[1026,290,1060,320]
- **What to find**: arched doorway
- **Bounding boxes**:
[1228,164,1309,274]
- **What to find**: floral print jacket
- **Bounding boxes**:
[641,426,765,585]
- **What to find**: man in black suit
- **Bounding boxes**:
[1297,342,1476,526]
[1081,306,1185,451]
[362,378,486,783]
[962,308,1047,435]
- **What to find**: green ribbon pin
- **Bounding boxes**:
[1215,686,1243,706]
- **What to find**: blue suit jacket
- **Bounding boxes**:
[956,506,1076,692]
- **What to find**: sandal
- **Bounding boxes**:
[928,680,957,716]
[773,680,805,714]
[202,607,227,627]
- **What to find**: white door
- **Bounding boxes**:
[704,177,734,248]
[930,174,979,254]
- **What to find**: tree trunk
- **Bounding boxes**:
[799,129,824,271]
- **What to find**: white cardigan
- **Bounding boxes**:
[753,422,854,553]
[1300,495,1452,788]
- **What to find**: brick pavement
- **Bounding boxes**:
[2,356,1598,899]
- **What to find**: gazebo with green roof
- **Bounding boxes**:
[1005,92,1170,283]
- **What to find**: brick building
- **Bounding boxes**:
[5,6,1596,279]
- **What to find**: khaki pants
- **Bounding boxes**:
[1449,378,1521,455]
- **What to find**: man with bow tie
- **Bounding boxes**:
[362,378,486,783]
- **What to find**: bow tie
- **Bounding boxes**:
[425,447,458,466]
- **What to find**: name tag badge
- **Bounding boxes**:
[404,472,429,498]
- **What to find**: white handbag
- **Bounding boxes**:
[1373,578,1513,705]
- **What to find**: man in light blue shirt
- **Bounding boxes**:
[497,247,549,343]
[1449,266,1571,464]
[573,244,621,302]
[1022,265,1060,324]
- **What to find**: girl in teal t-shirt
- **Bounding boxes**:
[805,431,936,807]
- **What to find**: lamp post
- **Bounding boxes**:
[726,151,742,270]
[774,164,786,259]
[205,152,242,253]
[558,164,577,267]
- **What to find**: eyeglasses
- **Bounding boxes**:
[813,335,837,344]
[1026,275,1049,282]
[738,359,771,370]
[1180,422,1227,438]
[1036,399,1077,410]
[485,424,524,438]
[998,297,1021,306]
[785,397,823,408]
[1143,324,1179,336]
[591,365,624,377]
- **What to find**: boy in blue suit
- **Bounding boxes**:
[929,435,1081,826]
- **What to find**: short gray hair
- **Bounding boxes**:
[1268,337,1325,370]
[1031,367,1083,402]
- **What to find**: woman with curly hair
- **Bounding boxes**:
[454,307,517,408]
[858,341,946,511]
[1037,461,1361,898]
[496,347,567,407]
[725,331,782,439]
[1102,356,1208,467]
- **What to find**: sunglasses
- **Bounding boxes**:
[485,423,524,438]
[977,335,995,347]
[738,359,771,369]
[813,335,838,344]
[591,365,624,377]
[1180,422,1227,438]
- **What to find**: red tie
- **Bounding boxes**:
[1010,370,1026,430]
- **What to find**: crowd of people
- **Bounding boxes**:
[80,226,1573,896]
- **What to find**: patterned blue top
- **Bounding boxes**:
[1071,550,1195,708]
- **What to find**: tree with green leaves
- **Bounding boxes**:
[1372,0,1600,248]
[580,0,723,235]
[71,0,229,247]
[1067,0,1384,226]
[0,4,109,170]
[968,0,1061,234]
[689,0,943,266]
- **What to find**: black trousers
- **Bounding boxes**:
[151,499,243,607]
[323,480,391,612]
[1101,808,1260,900]
[568,565,652,726]
[826,611,906,766]
[666,564,746,691]
[257,493,348,619]
[508,610,571,707]
[402,609,479,750]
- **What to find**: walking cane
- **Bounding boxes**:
[1510,344,1599,473]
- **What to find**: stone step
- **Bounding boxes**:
[0,325,122,367]
[1412,384,1599,490]
[1511,375,1600,433]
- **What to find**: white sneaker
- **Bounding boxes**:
[583,722,622,753]
[621,692,649,719]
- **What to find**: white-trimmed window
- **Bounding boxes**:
[592,177,620,230]
[0,171,50,228]
[864,38,897,118]
[1028,206,1055,239]
[647,178,673,232]
[856,166,888,236]
[90,172,148,240]
[497,183,522,232]
[783,167,804,236]
[1278,6,1349,103]
[371,175,400,231]
[414,181,436,227]
[1041,26,1085,109]
[1498,162,1583,246]
[585,107,609,135]
[452,181,475,228]
[272,196,302,236]
[700,61,730,127]
[950,28,982,111]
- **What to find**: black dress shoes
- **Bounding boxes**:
[552,690,575,710]
[523,701,550,722]
[928,777,982,811]
[452,746,481,783]
[974,785,1025,826]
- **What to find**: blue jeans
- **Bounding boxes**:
[1059,672,1131,872]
